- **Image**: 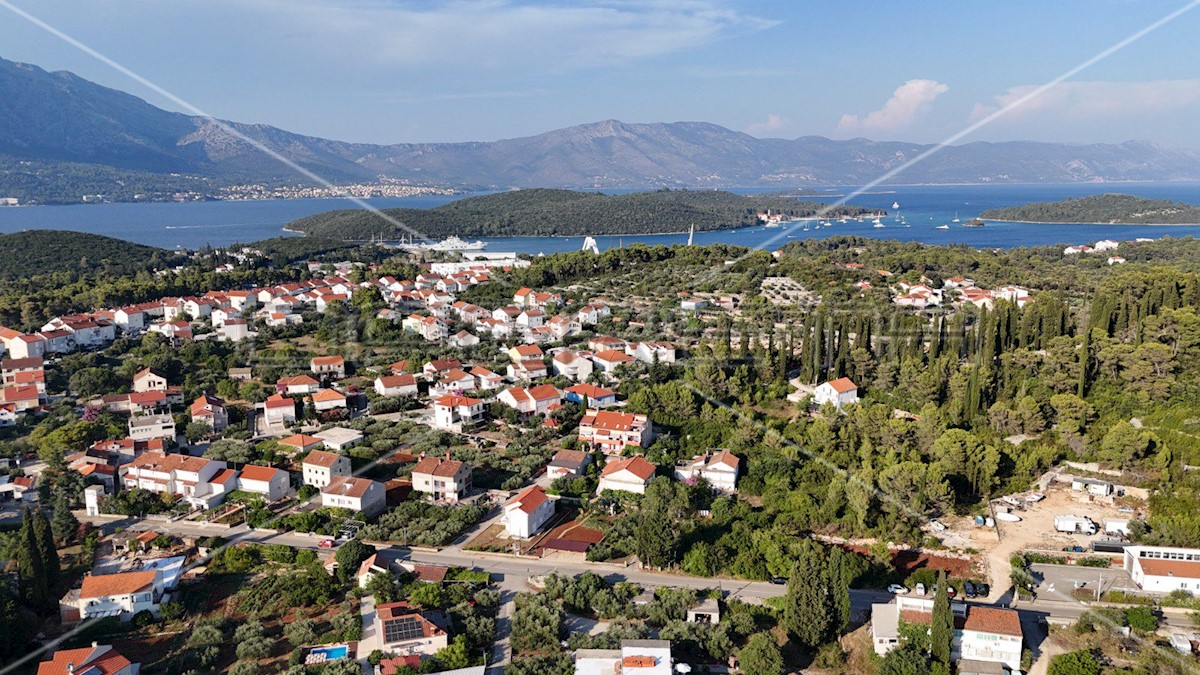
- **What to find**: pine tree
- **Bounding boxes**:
[32,509,60,589]
[52,492,79,545]
[930,570,953,666]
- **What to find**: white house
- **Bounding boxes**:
[36,644,139,675]
[320,476,386,516]
[375,602,449,658]
[127,414,176,442]
[411,455,472,503]
[189,394,228,432]
[309,388,348,412]
[552,350,594,381]
[301,449,351,488]
[313,427,364,452]
[119,451,234,509]
[502,485,555,538]
[564,383,617,408]
[597,456,657,495]
[374,373,419,397]
[132,368,169,393]
[547,449,591,481]
[578,409,653,455]
[67,570,164,623]
[813,377,859,408]
[870,596,1022,671]
[236,464,290,502]
[674,450,740,492]
[1124,546,1200,595]
[432,394,486,431]
[626,341,676,364]
[261,393,297,426]
[498,384,561,416]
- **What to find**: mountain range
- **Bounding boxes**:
[4,55,1200,203]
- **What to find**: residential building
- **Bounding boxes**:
[432,395,486,431]
[189,394,228,432]
[547,449,591,481]
[311,355,346,379]
[64,570,164,623]
[578,409,653,454]
[320,476,386,515]
[574,640,672,675]
[870,597,1022,671]
[301,449,351,488]
[674,450,740,492]
[313,427,364,452]
[625,342,676,364]
[498,384,561,416]
[507,359,548,381]
[375,602,449,658]
[564,383,617,408]
[236,464,290,502]
[375,374,419,397]
[132,368,168,393]
[1124,546,1200,595]
[552,351,594,381]
[597,456,657,495]
[813,377,859,408]
[410,455,472,503]
[261,393,297,425]
[36,644,139,675]
[591,349,635,374]
[279,433,325,455]
[469,366,504,390]
[0,385,40,413]
[310,387,348,412]
[127,414,176,442]
[502,485,554,538]
[277,375,320,395]
[507,344,544,363]
[119,451,233,509]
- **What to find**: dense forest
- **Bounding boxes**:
[285,188,882,240]
[0,155,228,205]
[980,193,1200,224]
[0,230,177,280]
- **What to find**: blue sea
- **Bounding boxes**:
[2,183,1200,253]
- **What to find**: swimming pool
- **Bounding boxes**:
[306,644,349,662]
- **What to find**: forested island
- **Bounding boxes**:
[980,193,1200,224]
[0,230,180,280]
[285,188,882,241]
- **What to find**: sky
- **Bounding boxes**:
[2,0,1199,148]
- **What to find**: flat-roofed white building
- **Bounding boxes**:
[1124,545,1200,595]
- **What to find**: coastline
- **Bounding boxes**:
[982,218,1200,227]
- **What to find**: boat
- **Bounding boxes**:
[995,512,1022,523]
[892,201,900,209]
[952,212,961,223]
[873,222,885,229]
[408,236,487,252]
[872,217,882,225]
[936,224,950,230]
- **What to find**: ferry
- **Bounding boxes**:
[406,236,487,252]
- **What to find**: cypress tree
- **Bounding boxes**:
[930,570,953,666]
[1077,329,1091,398]
[16,512,47,611]
[32,509,59,589]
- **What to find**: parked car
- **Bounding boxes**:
[946,585,957,598]
[318,539,334,548]
[770,577,788,585]
[964,581,976,597]
[977,583,990,597]
[887,584,909,595]
[915,583,927,596]
[1063,545,1086,553]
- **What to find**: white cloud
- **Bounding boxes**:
[745,113,788,136]
[970,79,1200,125]
[217,0,778,71]
[837,79,949,134]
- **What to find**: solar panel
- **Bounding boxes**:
[383,616,425,643]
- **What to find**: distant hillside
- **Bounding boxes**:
[4,56,1200,203]
[286,188,880,240]
[0,229,171,279]
[980,194,1200,224]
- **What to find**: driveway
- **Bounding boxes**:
[358,595,379,674]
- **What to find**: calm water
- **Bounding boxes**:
[2,183,1200,253]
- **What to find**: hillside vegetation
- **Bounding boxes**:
[0,229,170,279]
[286,188,880,240]
[980,193,1200,224]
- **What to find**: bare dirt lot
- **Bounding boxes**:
[940,481,1146,602]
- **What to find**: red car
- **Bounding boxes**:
[318,539,334,548]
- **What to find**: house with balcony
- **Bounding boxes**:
[410,455,472,503]
[432,395,486,431]
[502,485,554,538]
[578,409,652,455]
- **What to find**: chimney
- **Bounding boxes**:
[67,665,74,675]
[445,450,451,461]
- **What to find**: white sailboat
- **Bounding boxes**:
[935,224,950,230]
[952,212,961,223]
